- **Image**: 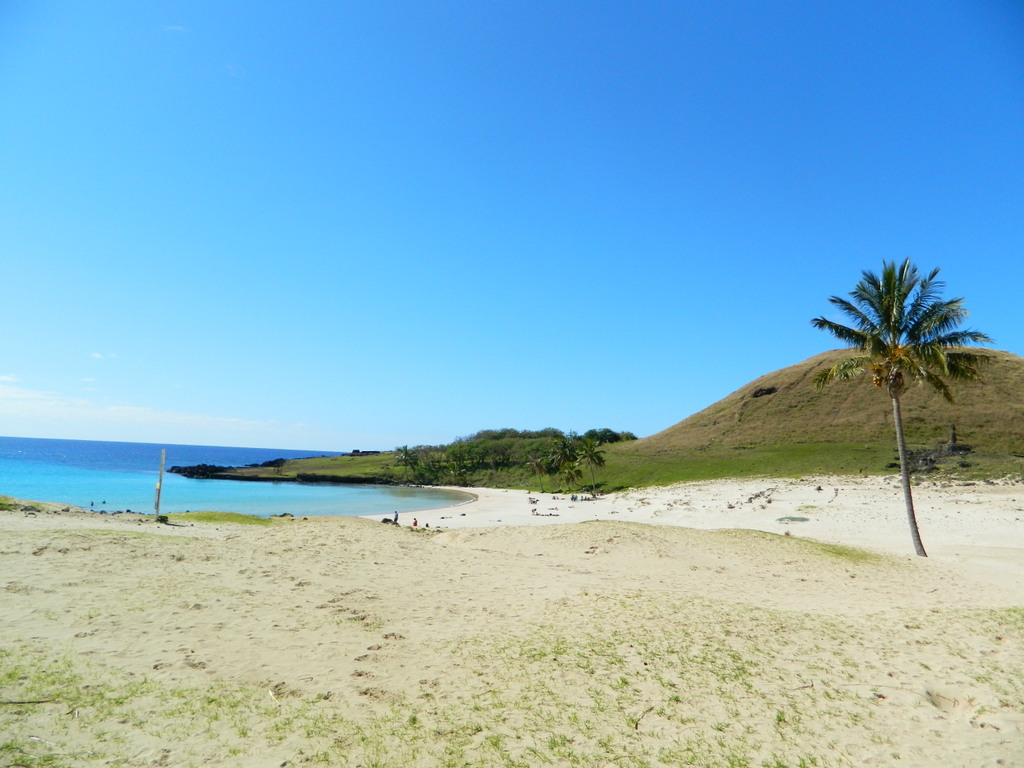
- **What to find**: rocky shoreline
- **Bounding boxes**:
[169,463,395,485]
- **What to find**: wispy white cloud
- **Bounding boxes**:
[0,374,17,383]
[0,384,333,449]
[163,25,185,32]
[0,384,52,401]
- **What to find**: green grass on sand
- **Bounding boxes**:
[165,511,278,526]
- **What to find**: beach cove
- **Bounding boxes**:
[2,475,1022,767]
[0,436,470,517]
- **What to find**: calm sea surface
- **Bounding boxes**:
[0,436,470,517]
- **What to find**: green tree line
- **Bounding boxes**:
[394,428,636,491]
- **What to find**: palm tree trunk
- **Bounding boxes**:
[891,394,928,557]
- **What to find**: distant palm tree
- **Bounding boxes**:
[811,259,991,557]
[559,461,583,493]
[445,444,470,483]
[576,437,606,494]
[394,445,417,483]
[549,436,577,473]
[527,454,548,493]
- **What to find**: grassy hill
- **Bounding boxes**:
[636,348,1024,453]
[226,349,1024,490]
[603,348,1024,486]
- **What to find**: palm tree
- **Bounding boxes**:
[394,445,417,483]
[549,435,577,472]
[559,461,583,493]
[445,444,470,484]
[576,437,606,494]
[527,454,548,493]
[548,435,581,493]
[811,259,991,557]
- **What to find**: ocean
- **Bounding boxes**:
[0,436,470,518]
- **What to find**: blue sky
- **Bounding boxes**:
[2,1,1022,451]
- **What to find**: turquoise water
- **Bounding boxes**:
[0,436,470,517]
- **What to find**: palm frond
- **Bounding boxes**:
[903,265,944,335]
[825,295,876,333]
[810,317,872,348]
[944,350,989,382]
[919,367,955,402]
[909,298,968,342]
[812,355,871,389]
[907,342,950,374]
[933,329,994,347]
[850,272,889,334]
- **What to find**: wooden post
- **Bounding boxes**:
[154,449,166,517]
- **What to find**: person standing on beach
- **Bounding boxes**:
[393,510,398,523]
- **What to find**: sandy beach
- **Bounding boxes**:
[2,475,1022,767]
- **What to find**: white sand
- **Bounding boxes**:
[398,476,1024,593]
[2,475,1022,767]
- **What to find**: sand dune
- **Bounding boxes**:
[2,476,1022,767]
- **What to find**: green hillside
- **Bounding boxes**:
[220,349,1024,490]
[604,348,1024,485]
[635,348,1024,453]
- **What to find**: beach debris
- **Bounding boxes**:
[0,698,55,705]
[269,681,300,699]
[632,705,655,730]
